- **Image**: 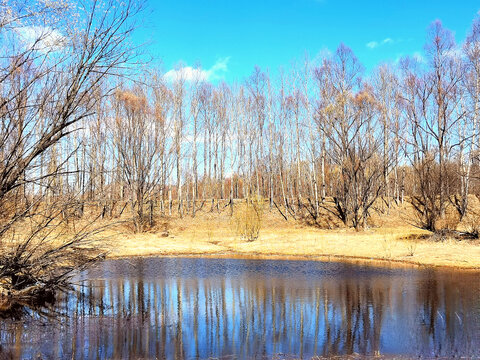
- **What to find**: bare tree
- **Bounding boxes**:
[315,45,384,230]
[399,21,464,230]
[456,16,480,218]
[0,0,142,302]
[113,82,163,232]
[372,64,399,210]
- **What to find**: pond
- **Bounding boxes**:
[0,257,479,359]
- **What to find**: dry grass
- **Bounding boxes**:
[4,199,479,270]
[96,200,480,270]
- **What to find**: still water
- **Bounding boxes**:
[0,257,479,359]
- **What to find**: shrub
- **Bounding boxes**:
[233,196,264,241]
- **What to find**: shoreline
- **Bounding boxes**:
[105,246,480,272]
[86,203,480,272]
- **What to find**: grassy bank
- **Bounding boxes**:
[100,200,480,270]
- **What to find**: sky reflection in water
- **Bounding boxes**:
[0,257,479,359]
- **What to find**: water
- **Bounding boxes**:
[0,257,479,359]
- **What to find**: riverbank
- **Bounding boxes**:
[102,202,480,270]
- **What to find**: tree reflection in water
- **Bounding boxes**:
[0,258,478,359]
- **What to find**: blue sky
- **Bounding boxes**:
[136,0,480,82]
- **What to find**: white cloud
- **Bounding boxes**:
[164,57,230,82]
[312,47,333,64]
[366,38,395,49]
[445,46,463,60]
[15,25,66,53]
[412,51,425,63]
[164,66,208,82]
[393,51,427,65]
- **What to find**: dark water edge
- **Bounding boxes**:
[0,257,479,359]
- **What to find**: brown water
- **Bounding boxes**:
[0,257,479,359]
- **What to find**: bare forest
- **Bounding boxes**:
[2,1,480,302]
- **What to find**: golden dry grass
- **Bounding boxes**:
[98,200,480,270]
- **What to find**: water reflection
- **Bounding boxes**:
[0,258,479,359]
